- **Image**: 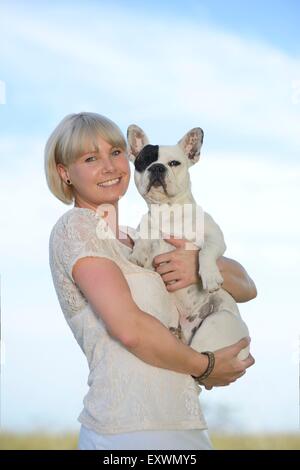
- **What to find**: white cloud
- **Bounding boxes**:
[192,153,300,239]
[1,3,300,151]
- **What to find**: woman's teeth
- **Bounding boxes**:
[98,177,121,187]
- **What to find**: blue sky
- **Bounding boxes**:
[1,0,300,435]
[113,0,300,54]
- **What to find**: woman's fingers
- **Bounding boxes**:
[154,262,185,289]
[203,383,213,390]
[153,239,200,289]
[153,252,173,267]
[204,380,231,389]
[232,336,251,354]
[202,343,254,389]
[155,262,176,275]
[154,261,192,290]
[242,353,255,369]
[214,336,251,357]
[203,368,247,389]
[205,385,213,390]
[163,237,187,249]
[166,279,186,292]
[161,271,181,283]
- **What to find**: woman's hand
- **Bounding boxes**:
[201,337,255,390]
[153,237,257,302]
[152,237,199,292]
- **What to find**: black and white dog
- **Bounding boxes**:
[127,124,249,360]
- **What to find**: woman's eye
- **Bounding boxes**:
[112,149,121,157]
[85,156,97,162]
[168,160,181,167]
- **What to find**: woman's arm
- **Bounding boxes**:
[73,257,254,385]
[153,237,257,302]
[217,256,257,303]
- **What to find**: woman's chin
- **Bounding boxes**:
[94,184,128,204]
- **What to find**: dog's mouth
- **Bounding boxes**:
[146,176,169,195]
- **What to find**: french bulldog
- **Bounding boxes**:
[126,124,249,360]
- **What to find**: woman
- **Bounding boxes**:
[45,112,256,450]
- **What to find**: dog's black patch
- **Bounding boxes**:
[198,294,222,321]
[135,144,159,172]
[186,314,197,322]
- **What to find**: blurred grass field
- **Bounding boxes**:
[0,432,300,450]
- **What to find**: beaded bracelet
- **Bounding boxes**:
[191,351,215,385]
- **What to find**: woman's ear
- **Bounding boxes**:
[56,163,71,185]
[127,124,150,163]
[177,128,204,166]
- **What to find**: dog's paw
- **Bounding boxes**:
[199,265,223,292]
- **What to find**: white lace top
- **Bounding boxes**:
[49,207,206,434]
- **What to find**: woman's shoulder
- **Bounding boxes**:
[57,206,98,226]
[49,208,104,260]
[49,207,121,259]
[50,207,98,239]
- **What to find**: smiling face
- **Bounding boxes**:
[57,135,130,210]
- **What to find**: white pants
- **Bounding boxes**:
[78,425,213,450]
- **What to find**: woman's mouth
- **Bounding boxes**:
[97,177,121,188]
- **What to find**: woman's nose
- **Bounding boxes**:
[101,156,115,173]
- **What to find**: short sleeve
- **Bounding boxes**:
[53,209,118,283]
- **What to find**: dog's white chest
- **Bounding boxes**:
[136,204,205,249]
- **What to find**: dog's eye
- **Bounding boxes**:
[168,160,181,167]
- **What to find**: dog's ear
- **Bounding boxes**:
[177,128,204,166]
[127,124,150,163]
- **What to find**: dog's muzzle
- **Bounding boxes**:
[147,164,168,191]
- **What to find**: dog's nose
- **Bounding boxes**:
[148,163,166,175]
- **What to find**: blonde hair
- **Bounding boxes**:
[44,112,127,204]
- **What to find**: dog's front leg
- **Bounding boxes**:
[198,212,226,292]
